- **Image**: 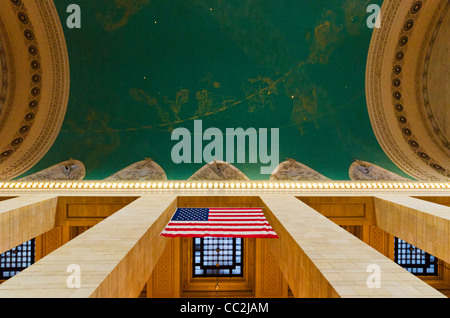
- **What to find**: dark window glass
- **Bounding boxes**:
[0,239,35,280]
[395,238,438,276]
[193,237,243,277]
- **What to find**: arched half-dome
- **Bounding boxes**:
[349,160,410,181]
[0,0,70,180]
[366,0,449,180]
[270,159,331,181]
[17,159,85,181]
[104,158,167,181]
[188,160,250,181]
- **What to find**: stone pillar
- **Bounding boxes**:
[260,195,445,298]
[0,195,57,254]
[374,195,450,264]
[0,195,177,298]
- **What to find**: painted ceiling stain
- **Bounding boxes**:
[20,0,408,181]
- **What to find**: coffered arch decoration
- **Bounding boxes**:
[366,0,449,181]
[0,0,69,180]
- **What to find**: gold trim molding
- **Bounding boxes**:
[0,181,448,191]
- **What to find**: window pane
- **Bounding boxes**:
[193,237,243,278]
[394,238,438,276]
[0,239,35,280]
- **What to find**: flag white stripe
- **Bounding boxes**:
[166,225,275,230]
[210,209,262,211]
[161,208,278,238]
[161,230,277,235]
[209,216,265,221]
[209,211,264,213]
[169,221,270,225]
[209,213,264,217]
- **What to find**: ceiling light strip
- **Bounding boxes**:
[0,181,448,190]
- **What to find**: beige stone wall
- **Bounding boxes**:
[0,190,449,298]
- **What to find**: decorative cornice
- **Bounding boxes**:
[0,10,16,131]
[0,181,448,191]
[416,2,450,154]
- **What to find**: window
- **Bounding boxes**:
[193,237,243,277]
[394,238,438,276]
[0,239,35,280]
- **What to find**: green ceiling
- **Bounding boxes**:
[21,0,409,181]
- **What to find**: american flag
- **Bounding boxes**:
[160,208,278,238]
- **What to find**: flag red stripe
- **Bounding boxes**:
[207,219,266,221]
[209,214,264,216]
[209,208,262,210]
[209,210,262,211]
[168,222,270,226]
[208,212,264,214]
[161,233,279,238]
[161,207,277,239]
[163,228,274,232]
